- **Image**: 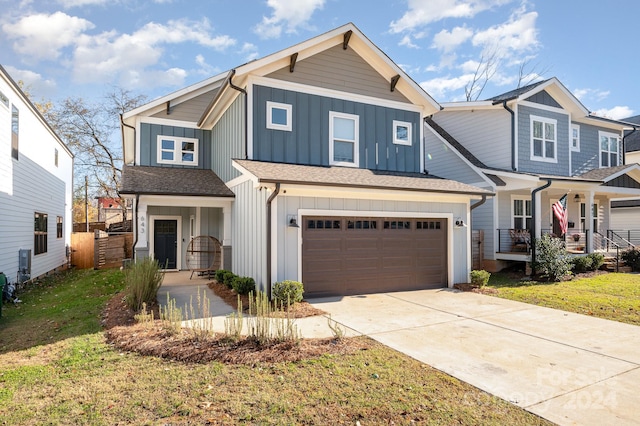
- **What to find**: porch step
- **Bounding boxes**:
[601,256,631,273]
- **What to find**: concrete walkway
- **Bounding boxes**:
[158,273,639,425]
[308,290,640,426]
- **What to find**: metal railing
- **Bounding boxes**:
[607,230,639,250]
[496,229,531,254]
[594,232,621,272]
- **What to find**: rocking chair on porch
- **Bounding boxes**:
[509,229,531,252]
[186,236,222,279]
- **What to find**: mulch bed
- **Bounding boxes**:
[453,283,498,294]
[102,288,357,364]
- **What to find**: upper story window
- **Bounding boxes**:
[0,90,8,108]
[54,148,59,167]
[530,115,557,163]
[56,216,63,239]
[571,124,580,152]
[329,111,359,167]
[599,131,619,168]
[266,101,292,131]
[393,120,412,146]
[11,105,19,160]
[157,135,198,166]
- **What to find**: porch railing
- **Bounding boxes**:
[607,230,640,249]
[594,232,622,272]
[497,228,590,254]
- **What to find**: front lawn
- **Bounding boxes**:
[487,272,640,325]
[0,268,551,425]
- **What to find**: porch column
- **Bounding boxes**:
[222,205,232,270]
[135,200,149,259]
[586,191,595,252]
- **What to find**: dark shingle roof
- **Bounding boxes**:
[622,116,640,153]
[119,165,234,197]
[486,79,549,103]
[233,160,492,196]
[577,164,635,181]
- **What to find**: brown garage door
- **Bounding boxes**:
[302,216,447,297]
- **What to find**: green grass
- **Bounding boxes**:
[0,269,551,425]
[488,272,640,325]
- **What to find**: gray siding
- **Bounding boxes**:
[517,105,569,175]
[275,195,470,285]
[571,122,622,175]
[139,123,212,169]
[267,44,409,103]
[150,89,218,122]
[253,85,421,172]
[471,199,495,259]
[525,90,561,108]
[432,110,512,170]
[212,95,243,182]
[424,125,488,184]
[231,179,269,290]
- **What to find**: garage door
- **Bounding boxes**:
[302,216,447,297]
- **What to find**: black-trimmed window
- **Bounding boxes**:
[416,221,441,230]
[56,216,63,238]
[347,219,377,230]
[307,219,341,230]
[34,212,48,255]
[384,220,411,230]
[11,105,19,160]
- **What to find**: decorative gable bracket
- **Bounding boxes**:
[390,75,400,92]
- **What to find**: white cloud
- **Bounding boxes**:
[432,26,473,52]
[593,106,634,120]
[3,65,57,97]
[2,12,94,61]
[573,87,610,102]
[241,42,259,61]
[390,0,512,33]
[254,0,325,39]
[472,9,538,54]
[399,35,419,49]
[57,0,110,7]
[420,74,475,99]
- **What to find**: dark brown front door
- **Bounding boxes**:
[302,217,447,297]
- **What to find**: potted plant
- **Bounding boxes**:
[572,234,581,242]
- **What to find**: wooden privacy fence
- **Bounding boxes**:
[71,231,133,269]
[472,230,484,270]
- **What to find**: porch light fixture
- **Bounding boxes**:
[573,194,582,203]
[288,217,300,228]
[455,219,467,227]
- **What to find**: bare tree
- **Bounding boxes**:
[516,58,552,89]
[464,48,500,101]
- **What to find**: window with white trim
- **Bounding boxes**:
[34,212,48,255]
[571,124,580,152]
[530,115,557,162]
[512,198,532,230]
[266,101,292,131]
[392,120,412,146]
[329,111,359,167]
[599,131,619,168]
[157,135,198,166]
[11,105,19,160]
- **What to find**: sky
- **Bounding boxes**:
[0,0,638,120]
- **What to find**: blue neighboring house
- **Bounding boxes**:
[119,23,491,297]
[424,78,640,271]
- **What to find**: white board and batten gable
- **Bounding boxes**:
[0,65,74,283]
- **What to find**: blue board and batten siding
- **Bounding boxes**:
[517,104,570,176]
[252,85,421,173]
[139,123,212,169]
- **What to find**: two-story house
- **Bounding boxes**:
[425,78,640,271]
[119,23,491,297]
[610,114,640,235]
[0,65,74,285]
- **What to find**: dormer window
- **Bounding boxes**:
[530,115,557,163]
[157,135,198,166]
[571,124,580,152]
[393,120,412,146]
[599,131,619,168]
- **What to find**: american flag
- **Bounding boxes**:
[552,194,568,235]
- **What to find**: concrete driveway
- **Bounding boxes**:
[309,289,640,426]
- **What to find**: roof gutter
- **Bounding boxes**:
[120,114,136,165]
[265,183,280,299]
[501,100,516,171]
[530,178,552,275]
[227,69,249,160]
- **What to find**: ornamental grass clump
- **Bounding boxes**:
[124,257,165,311]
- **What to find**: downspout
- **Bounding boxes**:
[265,183,281,299]
[120,114,137,166]
[622,126,638,165]
[132,193,140,262]
[228,69,249,160]
[469,194,487,231]
[502,101,516,171]
[530,179,552,274]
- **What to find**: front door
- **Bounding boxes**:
[154,219,177,269]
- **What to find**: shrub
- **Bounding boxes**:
[124,257,165,311]
[571,256,592,273]
[232,276,256,295]
[470,270,491,287]
[220,271,237,289]
[586,253,605,271]
[533,234,571,281]
[273,280,304,306]
[621,248,640,271]
[214,269,228,283]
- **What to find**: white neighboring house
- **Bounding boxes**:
[0,65,73,285]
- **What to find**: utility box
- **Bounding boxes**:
[18,249,31,283]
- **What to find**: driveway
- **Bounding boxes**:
[309,289,640,426]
